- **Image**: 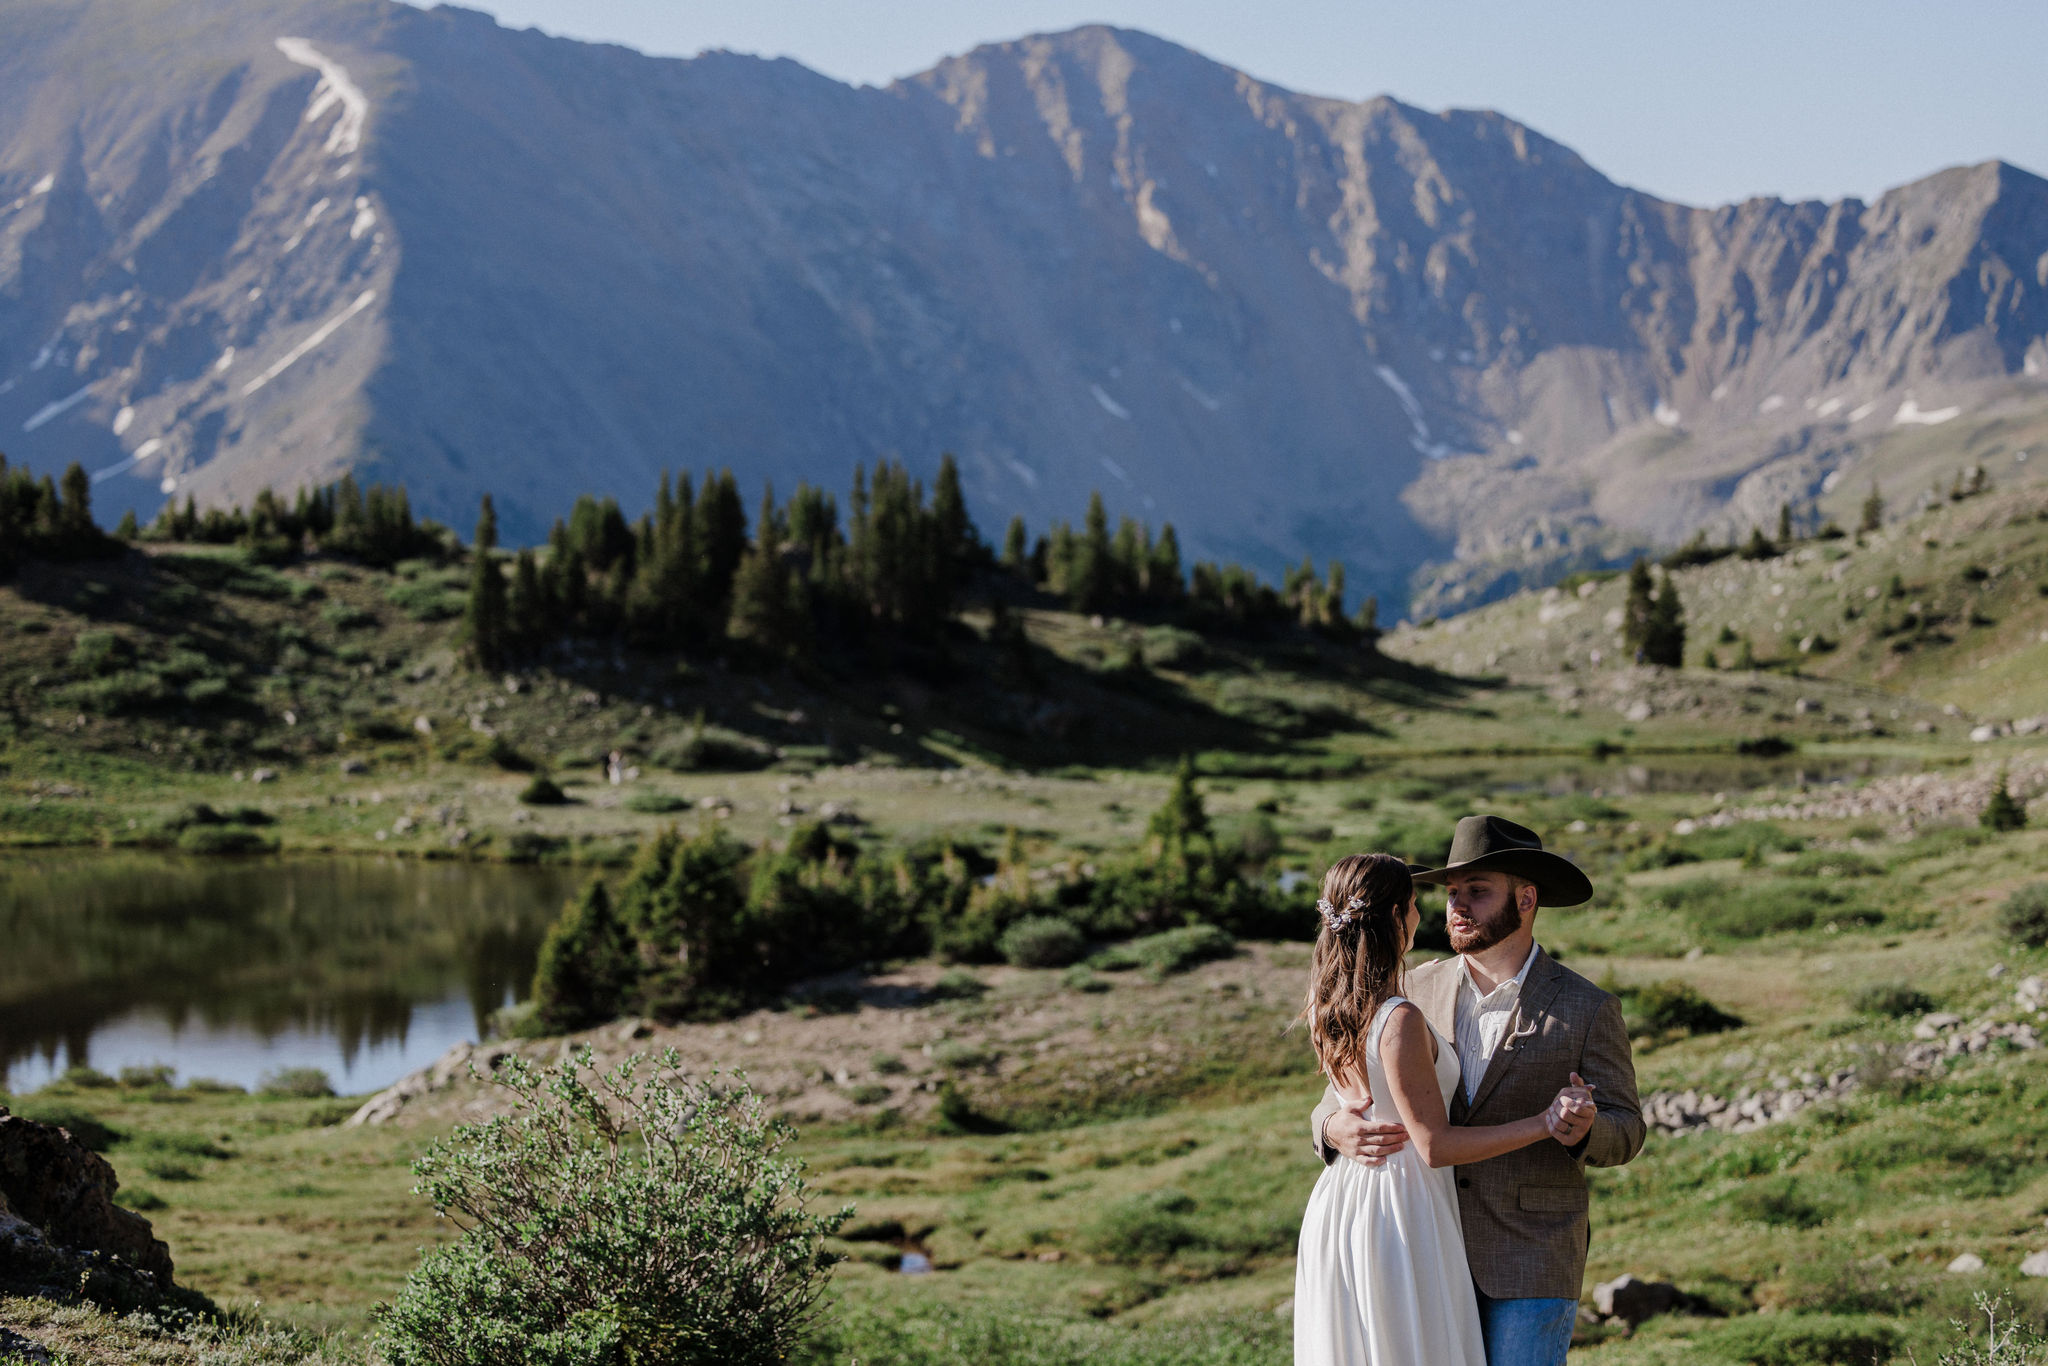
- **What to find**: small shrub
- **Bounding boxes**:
[1619,980,1743,1037]
[1702,1313,1899,1366]
[519,774,569,806]
[930,1040,995,1071]
[626,792,692,814]
[1091,925,1237,977]
[650,722,776,773]
[1851,982,1937,1017]
[117,1189,168,1212]
[61,1065,118,1089]
[1084,1188,1201,1263]
[376,1048,845,1366]
[1061,964,1111,993]
[321,603,377,631]
[1939,1293,2048,1365]
[487,736,537,772]
[258,1067,335,1099]
[1999,884,2048,948]
[930,969,989,1001]
[184,1077,246,1094]
[1727,1175,1830,1229]
[117,1063,176,1089]
[1140,626,1208,670]
[848,1083,892,1105]
[871,1053,907,1075]
[998,916,1086,968]
[176,825,278,855]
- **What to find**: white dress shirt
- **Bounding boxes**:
[1453,942,1539,1105]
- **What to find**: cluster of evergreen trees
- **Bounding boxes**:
[466,458,981,669]
[0,457,116,577]
[996,491,1373,636]
[529,761,1301,1030]
[141,474,448,568]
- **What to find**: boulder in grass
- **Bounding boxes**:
[1947,1252,1985,1273]
[2021,1250,2048,1277]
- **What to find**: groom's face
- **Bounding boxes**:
[1444,871,1529,954]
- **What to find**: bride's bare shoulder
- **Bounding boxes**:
[1379,1000,1439,1064]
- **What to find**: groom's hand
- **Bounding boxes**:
[1546,1072,1597,1146]
[1325,1100,1409,1165]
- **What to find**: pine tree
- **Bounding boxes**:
[465,495,509,670]
[931,453,978,577]
[1320,561,1348,633]
[1741,526,1777,561]
[1147,756,1212,852]
[57,462,95,546]
[507,547,546,653]
[1859,483,1885,534]
[1643,572,1685,667]
[1776,503,1794,546]
[1149,525,1184,603]
[1983,771,2027,833]
[1071,492,1113,612]
[1622,558,1656,661]
[530,880,635,1032]
[727,486,806,658]
[1001,516,1029,578]
[696,469,748,621]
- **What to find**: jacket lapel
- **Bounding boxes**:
[1465,947,1565,1117]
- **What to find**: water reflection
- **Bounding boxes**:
[0,854,583,1095]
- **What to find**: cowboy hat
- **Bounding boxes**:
[1410,814,1593,907]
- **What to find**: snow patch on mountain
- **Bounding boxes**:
[276,37,368,157]
[241,289,377,396]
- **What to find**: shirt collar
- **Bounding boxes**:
[1460,941,1540,1004]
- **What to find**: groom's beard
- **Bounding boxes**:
[1447,899,1524,955]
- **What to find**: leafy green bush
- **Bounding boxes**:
[117,1063,176,1089]
[871,1053,907,1075]
[1090,925,1236,977]
[1850,982,1937,1017]
[1061,964,1111,993]
[68,629,133,676]
[650,722,776,772]
[1631,820,1806,869]
[1938,1293,2048,1365]
[518,774,568,806]
[999,916,1086,968]
[1727,1175,1830,1228]
[60,1065,117,1089]
[321,603,377,631]
[377,1049,845,1366]
[1616,979,1743,1037]
[1999,883,2048,948]
[626,792,692,814]
[931,969,990,1001]
[1140,625,1208,669]
[1084,1188,1201,1262]
[847,1083,892,1105]
[931,1041,995,1070]
[1649,877,1879,939]
[258,1067,335,1099]
[384,576,465,622]
[177,825,279,855]
[1701,1313,1899,1365]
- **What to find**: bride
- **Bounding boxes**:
[1294,853,1592,1366]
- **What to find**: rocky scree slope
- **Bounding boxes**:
[3,2,2047,611]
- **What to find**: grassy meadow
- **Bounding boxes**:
[8,488,2048,1363]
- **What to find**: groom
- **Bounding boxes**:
[1310,815,1644,1366]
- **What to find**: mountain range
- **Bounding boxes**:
[4,0,2047,612]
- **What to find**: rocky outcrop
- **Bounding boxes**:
[1641,1016,2040,1137]
[345,1039,515,1127]
[0,1105,172,1293]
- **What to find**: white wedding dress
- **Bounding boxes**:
[1294,997,1486,1366]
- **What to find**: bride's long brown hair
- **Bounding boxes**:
[1300,853,1416,1088]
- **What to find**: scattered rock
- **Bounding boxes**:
[250,767,277,783]
[346,1041,515,1126]
[1272,1297,1294,1319]
[1947,1253,1986,1274]
[339,757,368,775]
[412,714,433,736]
[1913,1012,1964,1040]
[1988,963,2008,980]
[2022,1250,2048,1278]
[614,1018,652,1043]
[2018,977,2046,1013]
[0,1327,51,1362]
[0,1106,173,1291]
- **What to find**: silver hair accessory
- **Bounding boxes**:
[1317,894,1367,931]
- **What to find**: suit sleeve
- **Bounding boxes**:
[1309,1081,1342,1166]
[1572,993,1645,1168]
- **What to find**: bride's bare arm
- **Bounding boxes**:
[1378,1003,1551,1168]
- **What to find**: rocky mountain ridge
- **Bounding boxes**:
[2,0,2046,611]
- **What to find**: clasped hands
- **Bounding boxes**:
[1325,1072,1598,1164]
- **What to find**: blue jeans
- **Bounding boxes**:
[1475,1291,1576,1366]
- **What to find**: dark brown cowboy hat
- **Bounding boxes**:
[1410,814,1593,907]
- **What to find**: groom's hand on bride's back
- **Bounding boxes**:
[1325,1099,1410,1165]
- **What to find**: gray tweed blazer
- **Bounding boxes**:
[1308,948,1644,1300]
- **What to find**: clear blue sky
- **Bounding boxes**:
[431,0,2046,207]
